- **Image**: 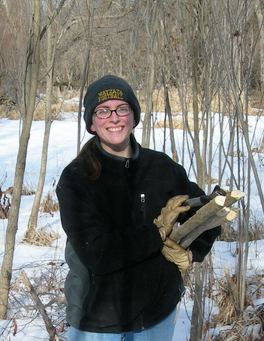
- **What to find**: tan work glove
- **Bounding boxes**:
[161,238,192,272]
[154,195,190,241]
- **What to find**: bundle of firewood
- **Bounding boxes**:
[169,189,245,249]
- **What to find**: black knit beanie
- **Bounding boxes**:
[83,75,141,134]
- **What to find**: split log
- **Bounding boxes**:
[180,208,237,249]
[21,270,58,341]
[224,190,245,207]
[169,195,226,243]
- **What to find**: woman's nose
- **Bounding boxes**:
[110,110,120,121]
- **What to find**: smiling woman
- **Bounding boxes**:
[56,75,221,341]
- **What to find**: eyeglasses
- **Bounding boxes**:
[93,106,132,119]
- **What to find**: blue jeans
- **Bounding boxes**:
[68,307,177,341]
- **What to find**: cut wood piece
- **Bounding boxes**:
[224,189,245,207]
[169,195,226,242]
[213,206,231,217]
[180,208,237,249]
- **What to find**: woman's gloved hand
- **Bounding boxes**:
[154,195,190,241]
[161,238,192,272]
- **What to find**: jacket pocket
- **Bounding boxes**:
[82,265,149,327]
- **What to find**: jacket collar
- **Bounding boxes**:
[94,134,141,174]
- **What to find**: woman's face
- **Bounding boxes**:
[90,99,135,156]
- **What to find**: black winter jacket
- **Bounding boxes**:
[56,135,221,333]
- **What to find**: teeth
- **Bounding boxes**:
[108,127,122,132]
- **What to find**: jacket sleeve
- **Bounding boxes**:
[56,166,163,276]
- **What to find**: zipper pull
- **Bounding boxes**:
[140,194,146,222]
[125,159,130,168]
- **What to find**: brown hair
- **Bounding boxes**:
[73,137,101,180]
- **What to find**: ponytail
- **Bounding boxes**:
[73,137,101,180]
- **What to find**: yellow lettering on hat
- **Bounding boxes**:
[98,89,124,103]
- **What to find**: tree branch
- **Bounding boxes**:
[21,270,58,341]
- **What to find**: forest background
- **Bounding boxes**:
[0,0,264,340]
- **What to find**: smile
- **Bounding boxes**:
[107,127,123,132]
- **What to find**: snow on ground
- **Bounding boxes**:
[0,104,264,340]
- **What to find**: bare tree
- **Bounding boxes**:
[77,0,95,153]
[0,0,41,319]
[211,0,264,317]
[25,0,68,241]
[0,0,30,102]
[141,0,159,148]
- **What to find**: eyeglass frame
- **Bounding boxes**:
[93,106,132,119]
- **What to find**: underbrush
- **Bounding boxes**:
[219,217,264,242]
[183,256,264,341]
[209,271,264,340]
[0,90,79,121]
[0,261,68,341]
[0,186,11,219]
[40,192,60,216]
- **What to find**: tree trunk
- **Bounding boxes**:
[25,0,55,241]
[141,0,158,148]
[189,263,203,341]
[142,52,155,148]
[192,37,204,188]
[77,0,95,153]
[164,82,178,162]
[259,134,264,153]
[0,0,41,319]
[254,1,264,92]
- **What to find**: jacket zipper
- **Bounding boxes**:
[140,194,146,223]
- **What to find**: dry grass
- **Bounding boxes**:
[209,268,264,341]
[213,274,240,326]
[21,191,60,247]
[32,101,78,121]
[218,216,264,243]
[210,304,264,340]
[248,216,264,241]
[219,222,238,242]
[0,98,17,118]
[153,113,199,131]
[22,224,60,247]
[0,86,261,123]
[5,109,21,119]
[139,87,258,132]
[0,88,80,121]
[140,87,256,115]
[40,192,59,216]
[22,184,36,196]
[0,184,36,219]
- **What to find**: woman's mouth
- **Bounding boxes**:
[107,126,123,132]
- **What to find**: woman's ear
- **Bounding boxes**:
[90,124,96,132]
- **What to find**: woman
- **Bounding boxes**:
[56,75,221,341]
